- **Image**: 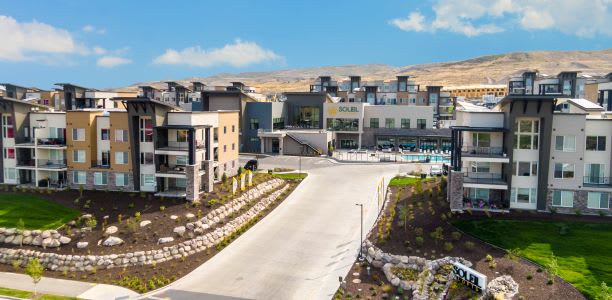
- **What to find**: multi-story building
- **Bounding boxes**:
[444,85,507,99]
[448,75,612,215]
[0,83,64,109]
[55,83,136,111]
[584,72,612,111]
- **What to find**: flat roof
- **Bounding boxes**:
[111,97,183,110]
[0,96,53,109]
[155,124,211,129]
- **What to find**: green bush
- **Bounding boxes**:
[414,227,423,236]
[485,254,493,262]
[451,231,461,241]
[463,241,475,251]
[415,236,424,247]
[443,242,454,252]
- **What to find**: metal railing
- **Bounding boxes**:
[92,160,111,168]
[461,146,505,156]
[463,172,507,184]
[157,141,189,150]
[583,176,611,186]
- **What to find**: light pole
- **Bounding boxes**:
[356,203,364,261]
[299,155,302,175]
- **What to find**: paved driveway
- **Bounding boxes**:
[147,156,411,300]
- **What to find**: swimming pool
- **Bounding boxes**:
[402,154,450,163]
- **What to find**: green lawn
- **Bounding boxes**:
[271,173,308,180]
[0,193,80,229]
[0,287,79,299]
[453,219,612,299]
[388,176,432,186]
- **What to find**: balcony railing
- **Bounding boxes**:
[539,84,562,95]
[92,160,111,168]
[157,164,187,174]
[463,172,507,185]
[17,159,67,168]
[461,146,505,156]
[583,176,611,186]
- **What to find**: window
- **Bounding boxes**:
[232,125,235,132]
[472,133,491,148]
[514,119,539,150]
[4,168,16,180]
[511,188,537,204]
[555,135,576,152]
[48,127,64,139]
[232,143,235,150]
[139,118,153,142]
[140,152,154,165]
[273,118,284,130]
[73,171,86,184]
[100,128,110,140]
[554,163,574,179]
[175,178,187,188]
[140,174,156,187]
[115,173,128,187]
[213,128,218,142]
[470,162,490,173]
[72,150,86,163]
[417,119,427,129]
[2,115,14,138]
[513,161,537,176]
[3,148,15,159]
[587,192,609,209]
[224,145,227,152]
[223,126,227,134]
[586,136,606,151]
[176,130,188,143]
[369,118,379,128]
[327,118,359,131]
[552,190,573,207]
[115,151,128,164]
[94,172,108,185]
[584,163,606,184]
[385,118,395,129]
[176,155,188,165]
[115,129,128,142]
[72,128,85,141]
[401,118,410,129]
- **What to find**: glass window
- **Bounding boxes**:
[587,192,609,209]
[73,171,86,184]
[140,174,156,187]
[417,119,427,129]
[514,119,539,150]
[176,130,188,143]
[554,163,574,179]
[584,163,605,184]
[586,136,606,151]
[401,118,410,129]
[552,190,573,207]
[101,129,109,140]
[4,168,16,180]
[385,118,395,129]
[511,187,537,204]
[327,118,359,131]
[140,118,153,142]
[175,178,187,188]
[73,150,85,163]
[470,162,490,173]
[94,172,108,185]
[472,133,491,148]
[115,173,128,187]
[115,152,128,164]
[115,129,128,142]
[4,148,15,159]
[369,118,379,128]
[140,152,154,165]
[176,155,188,165]
[555,136,576,152]
[72,128,85,141]
[518,162,531,176]
[273,118,284,130]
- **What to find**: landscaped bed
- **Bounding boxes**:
[336,177,587,300]
[0,194,80,230]
[454,218,612,300]
[0,286,77,300]
[0,172,305,293]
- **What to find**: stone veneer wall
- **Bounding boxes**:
[67,171,136,192]
[0,183,290,273]
[546,189,612,215]
[448,170,464,211]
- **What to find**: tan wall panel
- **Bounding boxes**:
[109,111,131,172]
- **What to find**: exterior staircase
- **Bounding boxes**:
[285,132,321,156]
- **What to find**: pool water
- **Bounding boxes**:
[402,154,450,163]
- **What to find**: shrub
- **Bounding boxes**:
[415,236,424,247]
[599,210,609,217]
[85,218,97,229]
[135,212,141,222]
[128,203,135,209]
[117,214,123,224]
[208,199,218,206]
[485,254,493,262]
[451,231,461,241]
[11,260,21,271]
[381,284,392,293]
[222,173,228,183]
[159,206,166,211]
[545,254,559,284]
[414,227,423,236]
[463,241,475,251]
[429,227,444,243]
[488,260,497,269]
[594,281,611,300]
[575,209,582,216]
[549,206,557,214]
[443,242,454,252]
[505,248,522,262]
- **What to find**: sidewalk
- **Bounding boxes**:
[0,272,138,300]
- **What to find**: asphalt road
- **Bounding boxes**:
[146,156,414,300]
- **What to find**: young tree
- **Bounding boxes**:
[25,258,44,296]
[16,218,25,246]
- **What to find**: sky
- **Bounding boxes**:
[1,0,611,89]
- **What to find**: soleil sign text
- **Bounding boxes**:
[338,107,359,113]
[452,262,487,293]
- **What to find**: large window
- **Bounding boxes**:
[417,119,427,129]
[140,152,154,165]
[294,106,320,128]
[385,118,395,129]
[2,115,13,138]
[94,172,108,185]
[73,171,86,184]
[401,118,410,129]
[514,119,539,150]
[100,128,110,141]
[587,192,609,209]
[512,161,538,176]
[72,150,86,163]
[470,162,490,173]
[115,151,128,164]
[72,128,85,141]
[369,118,379,128]
[511,188,537,204]
[472,132,491,148]
[176,130,188,143]
[3,148,15,159]
[467,188,490,201]
[140,174,156,187]
[554,163,574,179]
[139,118,153,142]
[273,118,284,130]
[552,190,573,207]
[115,173,128,187]
[584,163,606,184]
[555,135,576,152]
[115,129,128,142]
[250,118,259,130]
[586,136,606,151]
[176,155,188,165]
[4,168,16,181]
[326,118,359,131]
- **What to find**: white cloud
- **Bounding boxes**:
[153,39,283,68]
[82,24,105,34]
[390,0,612,37]
[0,15,86,61]
[93,46,107,55]
[97,56,131,68]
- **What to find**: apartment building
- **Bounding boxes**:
[0,83,64,109]
[444,85,507,99]
[448,75,612,215]
[584,72,612,111]
[55,83,136,111]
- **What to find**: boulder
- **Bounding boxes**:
[4,235,15,244]
[170,215,178,220]
[484,275,519,300]
[105,226,118,235]
[4,228,16,235]
[43,238,60,248]
[77,242,89,249]
[82,214,93,219]
[11,235,23,245]
[59,236,72,244]
[102,236,124,247]
[22,236,33,245]
[158,237,174,244]
[22,230,32,237]
[31,236,43,246]
[173,226,186,237]
[139,220,151,228]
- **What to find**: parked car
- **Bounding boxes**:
[244,159,258,171]
[430,165,443,176]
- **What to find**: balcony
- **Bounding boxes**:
[462,146,504,156]
[15,138,66,148]
[539,84,562,95]
[463,172,507,188]
[583,176,612,187]
[17,159,67,169]
[508,81,526,95]
[92,160,111,169]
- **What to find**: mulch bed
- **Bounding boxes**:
[338,177,586,300]
[0,174,303,293]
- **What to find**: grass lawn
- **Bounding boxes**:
[0,287,78,299]
[0,193,80,230]
[388,176,433,186]
[453,219,612,299]
[271,173,308,180]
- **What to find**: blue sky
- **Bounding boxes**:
[0,0,611,89]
